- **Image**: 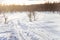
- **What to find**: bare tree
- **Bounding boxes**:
[2,13,8,24]
[28,11,36,22]
[28,12,32,22]
[32,12,36,21]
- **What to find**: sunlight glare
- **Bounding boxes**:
[1,0,60,5]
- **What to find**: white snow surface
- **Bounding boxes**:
[0,11,60,40]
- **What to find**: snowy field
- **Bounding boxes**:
[0,11,60,40]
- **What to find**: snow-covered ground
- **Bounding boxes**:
[0,11,60,40]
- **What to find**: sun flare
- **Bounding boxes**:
[0,0,60,5]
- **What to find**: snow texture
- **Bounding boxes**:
[0,11,60,40]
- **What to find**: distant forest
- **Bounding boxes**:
[0,3,60,12]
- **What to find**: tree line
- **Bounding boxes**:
[0,2,60,23]
[0,3,60,12]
